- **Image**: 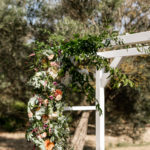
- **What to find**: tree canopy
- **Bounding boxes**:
[0,0,149,136]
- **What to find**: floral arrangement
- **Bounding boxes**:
[26,34,134,150]
[26,50,70,150]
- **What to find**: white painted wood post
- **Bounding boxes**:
[102,57,123,87]
[96,69,105,150]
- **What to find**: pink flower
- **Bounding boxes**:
[48,54,54,60]
[34,68,38,72]
[58,50,62,55]
[53,82,57,85]
[37,97,43,106]
[29,53,35,57]
[32,128,38,133]
[41,132,47,138]
[43,99,49,106]
[49,128,52,134]
[28,112,33,118]
[49,96,53,100]
[37,132,47,139]
[43,124,48,129]
[37,97,43,101]
[37,134,42,139]
[44,80,47,88]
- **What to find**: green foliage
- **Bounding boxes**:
[13,101,26,111]
[0,100,27,131]
[27,32,135,149]
[0,0,149,136]
[31,32,134,112]
[106,55,150,141]
[62,0,99,22]
[99,0,124,26]
[0,0,33,131]
[116,0,150,33]
[52,17,103,39]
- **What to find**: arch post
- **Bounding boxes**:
[96,69,105,150]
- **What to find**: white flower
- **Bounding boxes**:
[39,80,45,86]
[37,132,47,139]
[35,107,46,120]
[49,112,58,119]
[56,95,62,101]
[28,95,39,111]
[35,71,46,77]
[52,89,55,93]
[41,132,47,138]
[48,54,54,60]
[47,68,58,79]
[28,71,47,89]
[42,50,53,57]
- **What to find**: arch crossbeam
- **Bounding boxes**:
[64,31,150,150]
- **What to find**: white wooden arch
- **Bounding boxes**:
[64,31,150,150]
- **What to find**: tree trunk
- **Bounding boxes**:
[71,111,90,150]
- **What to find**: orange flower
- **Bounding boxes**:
[42,59,47,64]
[42,115,49,124]
[44,139,55,150]
[54,89,62,97]
[36,107,41,111]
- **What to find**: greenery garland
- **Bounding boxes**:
[26,49,70,150]
[26,33,134,150]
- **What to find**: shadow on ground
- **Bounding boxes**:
[0,136,33,150]
[83,146,95,150]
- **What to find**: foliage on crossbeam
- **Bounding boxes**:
[26,33,134,150]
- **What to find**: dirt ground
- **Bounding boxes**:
[1,128,150,150]
[0,132,33,150]
[84,134,150,150]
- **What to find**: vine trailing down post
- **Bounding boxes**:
[26,33,134,150]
